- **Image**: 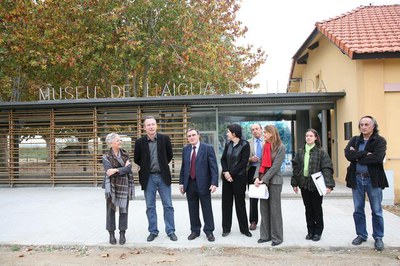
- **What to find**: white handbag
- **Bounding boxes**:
[248,184,269,199]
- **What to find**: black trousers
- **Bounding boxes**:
[106,198,129,232]
[300,188,323,235]
[186,179,215,235]
[222,176,249,234]
[247,166,259,224]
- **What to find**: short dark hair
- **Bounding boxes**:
[143,115,156,124]
[359,115,379,134]
[186,128,200,135]
[227,124,242,139]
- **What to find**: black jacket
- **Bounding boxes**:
[134,133,173,190]
[291,145,335,191]
[344,133,388,189]
[221,139,250,178]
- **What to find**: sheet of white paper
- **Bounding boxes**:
[311,172,327,196]
[248,184,269,199]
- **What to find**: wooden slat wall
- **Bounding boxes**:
[6,110,52,185]
[96,106,139,185]
[53,108,97,184]
[0,105,189,186]
[0,112,10,185]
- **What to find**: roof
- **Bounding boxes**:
[0,93,345,111]
[316,5,400,59]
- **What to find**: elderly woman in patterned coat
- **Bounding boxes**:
[102,133,134,245]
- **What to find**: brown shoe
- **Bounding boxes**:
[119,230,126,245]
[249,222,257,231]
[109,231,117,245]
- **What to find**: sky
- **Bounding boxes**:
[237,0,400,93]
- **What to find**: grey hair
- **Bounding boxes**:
[251,123,262,130]
[359,115,379,134]
[105,132,120,146]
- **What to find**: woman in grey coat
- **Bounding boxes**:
[254,125,286,246]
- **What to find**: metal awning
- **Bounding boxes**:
[0,92,346,110]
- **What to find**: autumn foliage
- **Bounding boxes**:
[0,0,266,101]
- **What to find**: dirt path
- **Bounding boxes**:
[1,245,400,265]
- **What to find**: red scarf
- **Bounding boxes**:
[259,142,272,174]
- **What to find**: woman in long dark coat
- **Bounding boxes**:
[221,124,252,238]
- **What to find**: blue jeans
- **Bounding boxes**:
[352,175,384,240]
[144,173,175,235]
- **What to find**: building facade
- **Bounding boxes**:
[288,5,400,203]
[0,93,343,187]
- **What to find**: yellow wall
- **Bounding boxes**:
[382,59,400,202]
[296,37,360,183]
[292,36,400,203]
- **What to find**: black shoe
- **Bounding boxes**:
[242,231,252,237]
[312,234,321,242]
[169,233,178,241]
[222,231,230,237]
[374,238,384,251]
[305,233,313,240]
[109,231,117,245]
[206,233,215,242]
[147,233,158,242]
[119,230,126,245]
[352,236,367,245]
[271,240,282,246]
[187,232,199,240]
[257,239,270,243]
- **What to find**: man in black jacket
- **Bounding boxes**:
[134,116,177,242]
[345,115,388,251]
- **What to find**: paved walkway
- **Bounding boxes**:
[0,179,399,249]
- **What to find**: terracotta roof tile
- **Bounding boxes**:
[316,5,400,58]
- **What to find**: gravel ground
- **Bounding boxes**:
[1,245,400,266]
[1,204,399,265]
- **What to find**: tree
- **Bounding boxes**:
[0,0,266,101]
[132,0,266,96]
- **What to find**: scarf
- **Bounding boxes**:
[103,148,134,213]
[303,144,315,177]
[259,142,272,174]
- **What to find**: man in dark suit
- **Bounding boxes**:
[134,116,177,242]
[179,128,218,242]
[247,123,263,231]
